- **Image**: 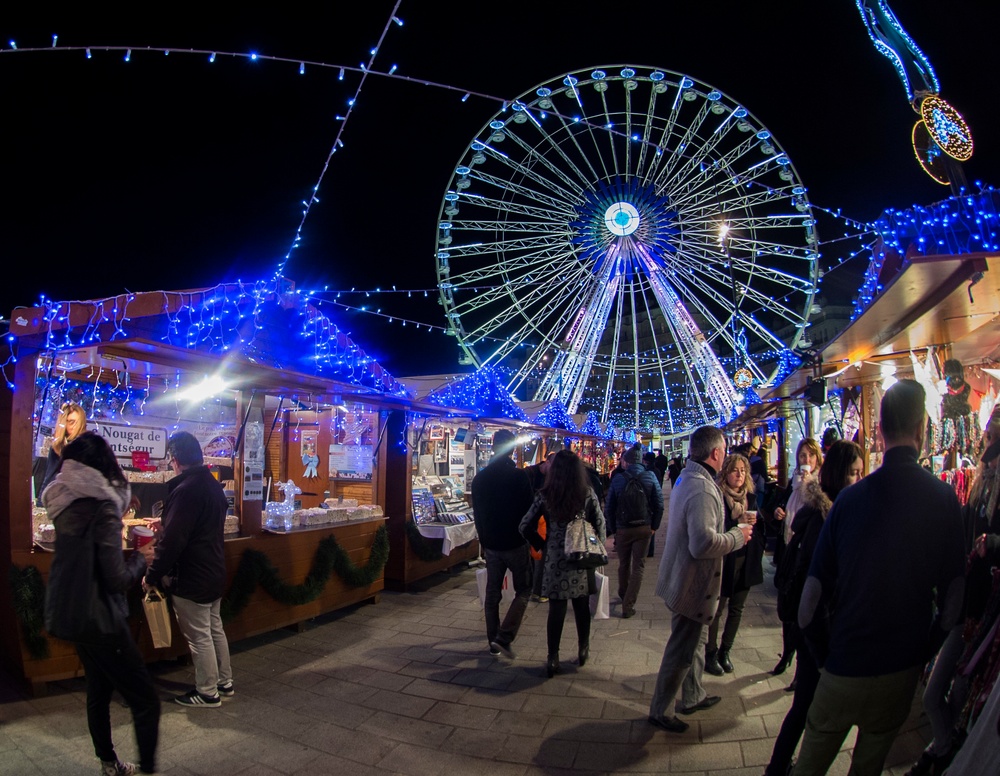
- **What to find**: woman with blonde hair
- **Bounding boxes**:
[769,436,822,676]
[705,453,765,675]
[39,402,88,496]
[520,449,606,677]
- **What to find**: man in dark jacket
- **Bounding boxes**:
[471,428,535,658]
[145,431,232,708]
[794,381,965,775]
[605,444,663,618]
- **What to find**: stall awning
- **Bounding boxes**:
[764,252,1000,399]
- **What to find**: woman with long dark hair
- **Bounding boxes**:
[42,432,160,775]
[705,453,764,675]
[763,440,863,776]
[520,449,606,677]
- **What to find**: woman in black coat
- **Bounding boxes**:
[764,440,863,776]
[42,432,159,776]
[705,454,765,675]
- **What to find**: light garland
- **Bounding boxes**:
[9,278,407,397]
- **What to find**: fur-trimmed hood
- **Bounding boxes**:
[800,476,832,517]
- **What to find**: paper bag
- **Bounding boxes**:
[590,571,610,620]
[476,567,515,608]
[142,587,172,649]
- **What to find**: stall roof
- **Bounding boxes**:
[764,252,1000,399]
[7,280,407,397]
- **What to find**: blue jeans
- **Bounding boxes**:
[484,545,532,644]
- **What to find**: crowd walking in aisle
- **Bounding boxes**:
[12,399,1000,775]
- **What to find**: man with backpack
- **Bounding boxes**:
[605,444,663,618]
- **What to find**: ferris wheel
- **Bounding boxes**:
[435,65,819,433]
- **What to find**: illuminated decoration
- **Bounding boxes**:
[5,279,407,397]
[733,368,753,390]
[855,0,940,101]
[425,368,528,421]
[853,187,1000,319]
[919,95,973,162]
[437,65,819,435]
[580,411,605,437]
[911,121,950,185]
[771,348,803,387]
[742,385,762,407]
[534,400,579,432]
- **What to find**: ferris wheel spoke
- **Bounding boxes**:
[653,100,713,188]
[453,191,572,221]
[471,155,583,209]
[450,220,571,234]
[489,128,591,197]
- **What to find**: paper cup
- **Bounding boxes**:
[132,525,155,549]
[742,510,757,525]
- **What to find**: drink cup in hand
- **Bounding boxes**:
[132,526,155,550]
[741,510,757,526]
[799,465,811,476]
[739,523,753,544]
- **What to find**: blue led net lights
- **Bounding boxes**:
[425,368,528,421]
[853,187,1000,320]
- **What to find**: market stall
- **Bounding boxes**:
[1,281,401,693]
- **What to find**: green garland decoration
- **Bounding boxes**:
[9,565,50,660]
[405,520,445,562]
[221,523,389,621]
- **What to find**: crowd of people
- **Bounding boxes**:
[39,378,1000,774]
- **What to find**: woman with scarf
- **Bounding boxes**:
[764,440,863,776]
[42,432,159,776]
[705,453,764,675]
[769,437,823,676]
[520,449,606,678]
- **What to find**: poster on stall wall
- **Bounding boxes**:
[329,444,373,480]
[449,437,465,483]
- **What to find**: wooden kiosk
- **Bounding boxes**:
[1,282,403,693]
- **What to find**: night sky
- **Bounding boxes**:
[2,1,996,377]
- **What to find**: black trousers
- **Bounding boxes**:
[764,633,821,776]
[76,630,160,773]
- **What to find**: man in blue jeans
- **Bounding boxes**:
[145,431,233,708]
[472,428,535,658]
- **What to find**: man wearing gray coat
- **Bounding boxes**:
[648,426,752,733]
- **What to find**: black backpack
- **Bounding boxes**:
[618,471,651,528]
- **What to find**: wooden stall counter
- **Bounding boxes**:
[8,517,387,695]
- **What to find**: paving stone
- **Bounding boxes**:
[361,687,437,718]
[375,741,526,776]
[542,715,633,743]
[400,676,470,703]
[495,734,579,768]
[358,711,454,749]
[669,740,744,772]
[294,720,398,766]
[522,693,605,719]
[423,700,500,729]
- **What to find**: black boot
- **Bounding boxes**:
[771,651,793,676]
[578,644,590,667]
[705,648,724,676]
[718,648,734,673]
[546,654,560,678]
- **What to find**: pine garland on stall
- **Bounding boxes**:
[10,526,390,653]
[8,565,49,659]
[405,520,445,562]
[221,525,389,621]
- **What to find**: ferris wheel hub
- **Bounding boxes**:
[604,202,640,236]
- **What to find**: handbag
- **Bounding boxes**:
[142,586,173,649]
[564,514,608,569]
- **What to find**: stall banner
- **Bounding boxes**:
[99,423,167,459]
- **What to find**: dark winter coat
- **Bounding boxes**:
[720,491,766,596]
[472,456,535,552]
[145,465,228,603]
[520,489,606,600]
[42,460,145,644]
[604,463,663,534]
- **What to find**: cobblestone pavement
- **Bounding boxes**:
[0,547,930,775]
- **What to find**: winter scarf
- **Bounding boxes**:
[42,459,131,519]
